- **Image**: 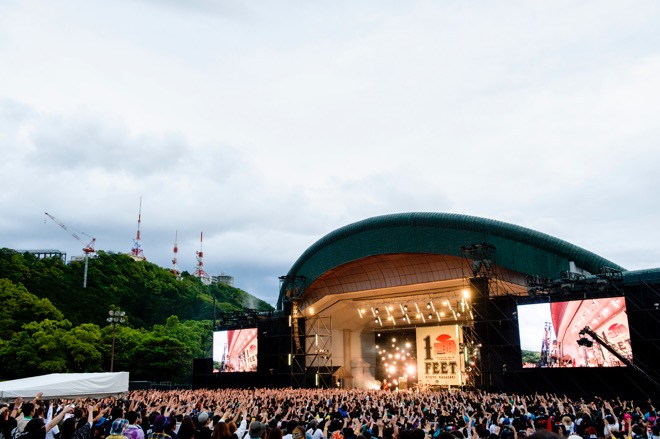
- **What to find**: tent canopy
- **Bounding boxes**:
[332,366,353,379]
[0,372,129,400]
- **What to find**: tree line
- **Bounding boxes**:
[0,248,274,383]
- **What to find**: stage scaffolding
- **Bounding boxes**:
[305,315,333,387]
[288,311,334,388]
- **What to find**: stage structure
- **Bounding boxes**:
[194,213,660,398]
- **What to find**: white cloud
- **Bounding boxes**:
[1,0,660,304]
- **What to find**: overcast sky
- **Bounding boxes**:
[2,0,660,307]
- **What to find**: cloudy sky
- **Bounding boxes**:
[2,0,660,307]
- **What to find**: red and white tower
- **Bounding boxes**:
[171,230,181,279]
[129,197,146,261]
[192,231,211,285]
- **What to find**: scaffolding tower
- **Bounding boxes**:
[305,315,333,387]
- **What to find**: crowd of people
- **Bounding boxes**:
[1,388,658,439]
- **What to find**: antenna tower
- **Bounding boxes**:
[129,197,146,261]
[193,231,212,285]
[172,230,181,279]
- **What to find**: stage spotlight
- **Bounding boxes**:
[403,305,408,311]
[471,260,482,276]
[428,313,433,319]
[375,307,379,314]
[655,303,659,311]
[427,303,431,309]
[463,289,470,299]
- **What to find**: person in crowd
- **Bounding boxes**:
[307,420,323,439]
[248,422,267,439]
[212,421,232,439]
[108,420,130,439]
[177,418,196,439]
[5,387,659,439]
[124,411,145,439]
[195,413,212,439]
[266,426,282,439]
[150,416,173,439]
[20,406,73,439]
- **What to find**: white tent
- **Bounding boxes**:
[0,372,129,400]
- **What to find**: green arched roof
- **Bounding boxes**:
[277,212,625,309]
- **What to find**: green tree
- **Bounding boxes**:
[0,319,72,378]
[62,323,104,372]
[130,334,190,383]
[521,350,541,365]
[0,247,271,383]
[0,249,273,330]
[100,324,147,373]
[0,278,63,339]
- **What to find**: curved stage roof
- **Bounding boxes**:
[278,212,625,331]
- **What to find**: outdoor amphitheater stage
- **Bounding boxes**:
[193,213,660,399]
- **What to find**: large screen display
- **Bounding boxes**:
[517,297,632,368]
[212,328,258,372]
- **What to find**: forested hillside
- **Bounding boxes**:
[0,248,272,327]
[0,248,274,382]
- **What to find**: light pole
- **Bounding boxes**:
[107,309,126,372]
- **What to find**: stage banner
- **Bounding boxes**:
[416,325,462,386]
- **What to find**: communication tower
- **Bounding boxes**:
[171,230,181,279]
[193,231,211,285]
[129,197,146,261]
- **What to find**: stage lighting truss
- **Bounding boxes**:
[357,295,474,326]
[460,243,496,277]
[526,267,624,297]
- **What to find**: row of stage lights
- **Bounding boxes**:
[358,291,473,326]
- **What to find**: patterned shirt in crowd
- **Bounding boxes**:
[124,425,145,439]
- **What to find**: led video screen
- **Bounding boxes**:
[517,297,632,368]
[212,328,258,372]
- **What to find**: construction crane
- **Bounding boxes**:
[44,212,96,288]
